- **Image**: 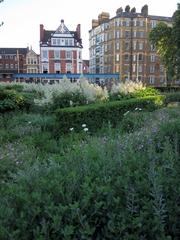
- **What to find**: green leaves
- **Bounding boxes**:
[149,4,180,81]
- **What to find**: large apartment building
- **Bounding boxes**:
[89,5,172,87]
[40,20,83,74]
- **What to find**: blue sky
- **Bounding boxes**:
[0,0,178,59]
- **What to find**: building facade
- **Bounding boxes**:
[0,48,28,81]
[40,20,83,74]
[26,48,40,74]
[89,5,173,87]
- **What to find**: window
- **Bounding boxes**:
[139,20,144,27]
[116,54,119,61]
[54,50,60,59]
[65,39,68,46]
[42,63,48,73]
[52,38,56,45]
[10,64,14,69]
[150,44,155,51]
[139,42,144,50]
[55,63,61,73]
[125,42,130,51]
[69,39,73,46]
[124,54,129,61]
[133,64,136,73]
[66,51,72,59]
[139,31,144,38]
[0,64,2,68]
[116,31,120,38]
[149,76,155,84]
[151,20,157,28]
[138,65,143,73]
[116,42,120,50]
[133,31,137,37]
[150,55,155,62]
[138,54,143,61]
[42,50,48,60]
[133,55,136,62]
[5,64,9,69]
[125,31,130,38]
[150,65,155,73]
[57,39,60,45]
[66,63,72,73]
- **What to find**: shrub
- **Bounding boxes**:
[55,96,165,134]
[164,91,180,105]
[34,78,108,109]
[0,88,34,113]
[155,119,180,151]
[110,80,146,100]
[52,90,87,109]
[0,130,179,239]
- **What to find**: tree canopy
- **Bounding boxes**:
[0,0,4,27]
[149,4,180,81]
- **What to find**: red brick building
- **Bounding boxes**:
[0,48,28,81]
[40,20,83,74]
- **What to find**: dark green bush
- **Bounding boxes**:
[51,91,87,110]
[55,96,165,134]
[0,89,34,113]
[120,111,148,133]
[0,137,179,239]
[156,119,180,151]
[164,91,180,104]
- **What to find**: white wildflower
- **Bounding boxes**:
[82,124,86,128]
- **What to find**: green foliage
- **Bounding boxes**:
[0,87,34,113]
[55,96,165,134]
[164,91,180,104]
[132,87,160,98]
[0,106,180,239]
[0,112,180,239]
[120,111,148,133]
[51,90,87,109]
[149,4,180,81]
[156,119,180,150]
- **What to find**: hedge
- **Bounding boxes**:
[55,95,165,134]
[164,91,180,104]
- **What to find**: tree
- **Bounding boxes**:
[149,4,180,83]
[0,0,4,27]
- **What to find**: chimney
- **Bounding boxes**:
[76,24,81,39]
[141,5,148,16]
[40,24,44,42]
[92,19,99,28]
[98,12,110,24]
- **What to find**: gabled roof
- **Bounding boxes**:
[54,19,71,34]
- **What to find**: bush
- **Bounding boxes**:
[55,96,165,134]
[0,89,34,113]
[164,91,180,105]
[0,132,179,239]
[52,90,87,109]
[156,119,180,151]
